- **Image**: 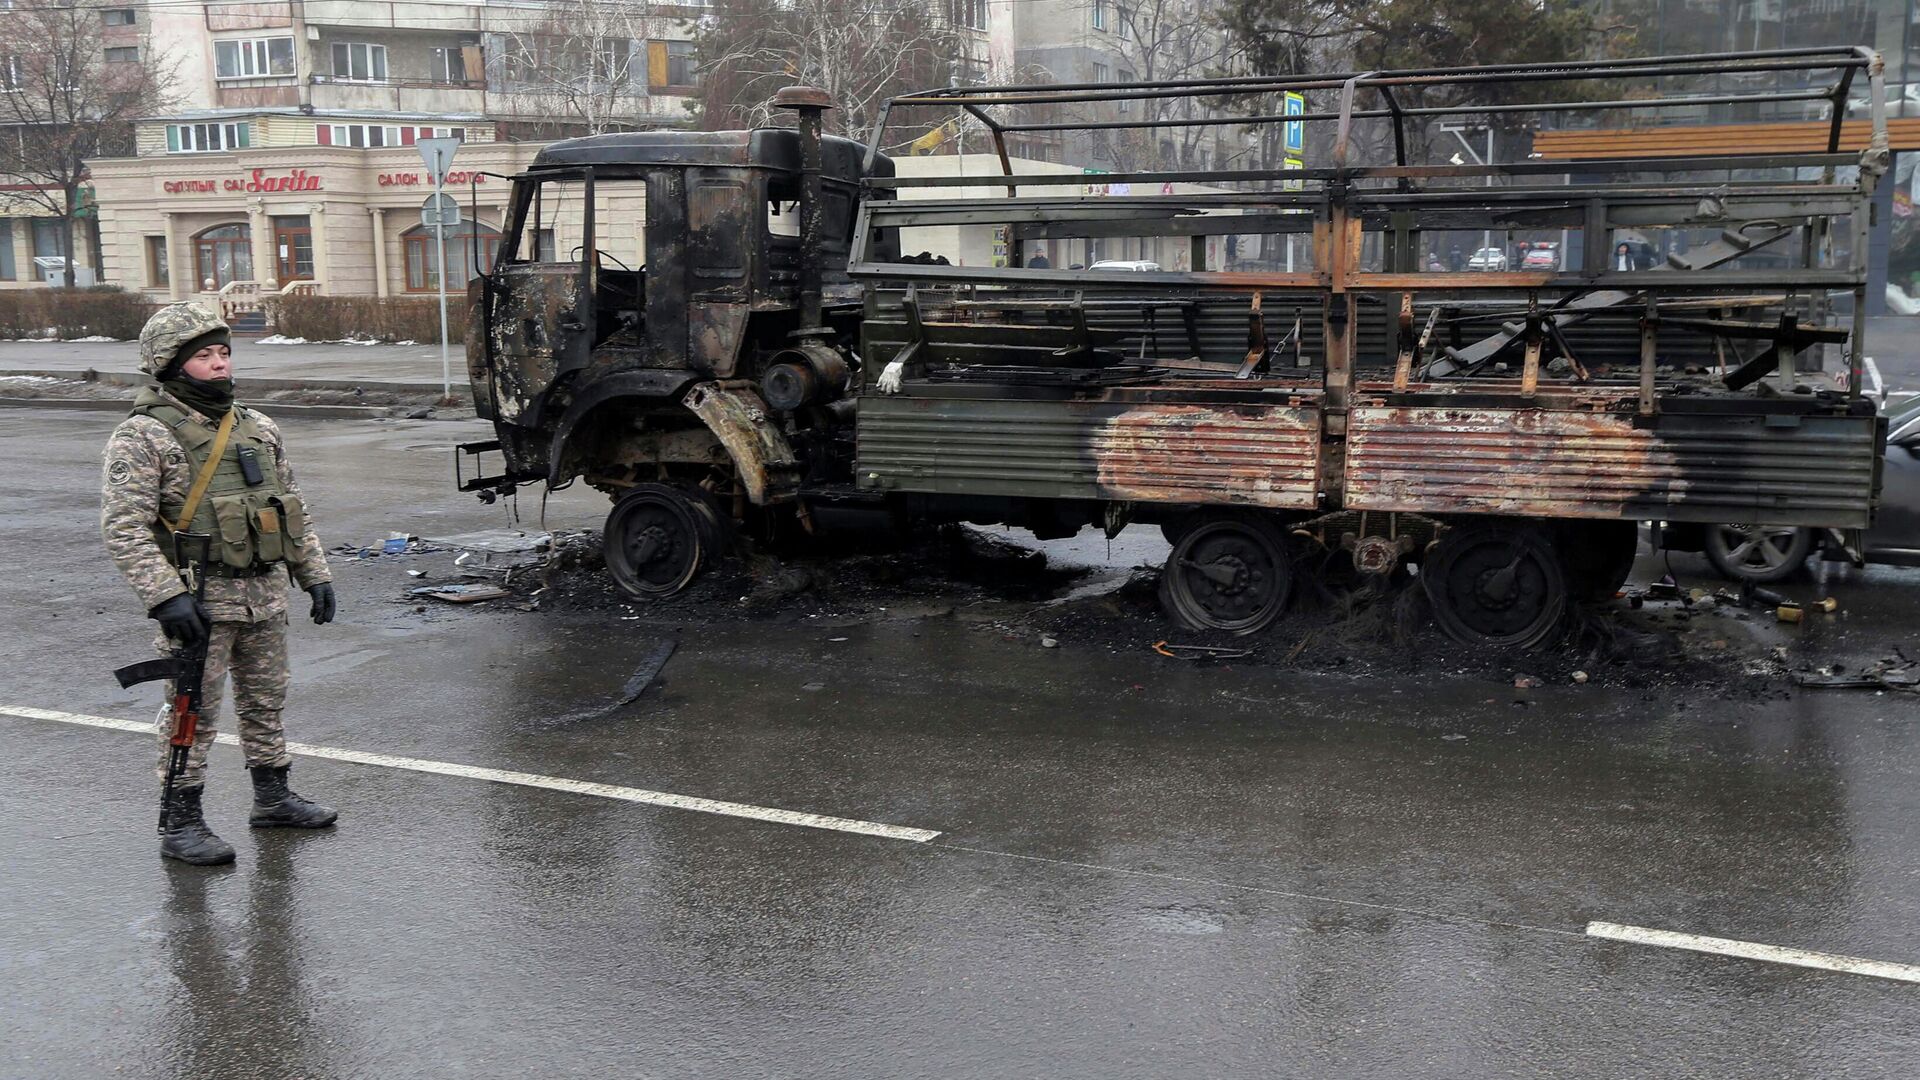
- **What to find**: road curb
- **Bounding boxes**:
[0,368,466,399]
[0,396,399,419]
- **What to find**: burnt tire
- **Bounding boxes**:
[1423,522,1569,650]
[604,483,707,599]
[1560,520,1640,603]
[1703,524,1813,584]
[1158,512,1293,635]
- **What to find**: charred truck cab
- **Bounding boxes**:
[464,90,892,596]
[472,55,1891,649]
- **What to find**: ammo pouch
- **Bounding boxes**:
[211,492,303,568]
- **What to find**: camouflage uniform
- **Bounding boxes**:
[100,304,332,788]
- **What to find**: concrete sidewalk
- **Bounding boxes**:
[0,338,456,386]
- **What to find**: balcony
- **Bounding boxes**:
[308,74,488,115]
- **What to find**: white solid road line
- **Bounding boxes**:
[1587,921,1920,984]
[0,705,940,844]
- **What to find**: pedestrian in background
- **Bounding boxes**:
[101,302,339,866]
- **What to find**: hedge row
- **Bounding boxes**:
[0,287,155,341]
[266,294,465,344]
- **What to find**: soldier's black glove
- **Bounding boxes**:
[150,593,209,646]
[307,583,336,625]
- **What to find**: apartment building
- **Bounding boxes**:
[86,0,705,302]
[995,0,1238,172]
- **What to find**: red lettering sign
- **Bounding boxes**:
[378,171,486,187]
[245,167,321,193]
[163,179,217,194]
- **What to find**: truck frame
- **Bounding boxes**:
[463,50,1890,648]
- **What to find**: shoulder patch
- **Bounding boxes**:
[107,459,133,486]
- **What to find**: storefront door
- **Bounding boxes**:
[273,215,314,281]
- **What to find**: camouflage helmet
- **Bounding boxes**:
[138,302,230,377]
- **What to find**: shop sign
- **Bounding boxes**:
[378,170,488,187]
[163,167,323,195]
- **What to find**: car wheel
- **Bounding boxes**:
[1702,525,1814,583]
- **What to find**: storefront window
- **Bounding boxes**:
[404,221,501,292]
[194,223,253,290]
[272,215,314,281]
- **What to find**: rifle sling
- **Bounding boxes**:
[167,408,235,534]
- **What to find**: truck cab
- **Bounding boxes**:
[463,108,893,594]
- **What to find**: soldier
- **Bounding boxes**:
[101,302,339,866]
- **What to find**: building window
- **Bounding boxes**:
[102,7,135,25]
[1,55,18,91]
[31,219,65,259]
[319,123,398,147]
[331,42,389,82]
[1092,0,1107,31]
[105,46,139,63]
[272,216,313,281]
[215,37,295,79]
[648,40,697,90]
[193,224,253,290]
[1091,62,1109,84]
[0,221,14,280]
[166,122,249,153]
[403,220,501,292]
[1118,69,1133,112]
[317,123,465,147]
[146,236,169,288]
[953,0,986,31]
[431,46,468,84]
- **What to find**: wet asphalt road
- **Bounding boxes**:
[4,408,1919,1079]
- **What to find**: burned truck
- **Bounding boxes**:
[463,52,1889,648]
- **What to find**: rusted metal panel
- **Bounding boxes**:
[856,395,1321,508]
[1345,406,1881,528]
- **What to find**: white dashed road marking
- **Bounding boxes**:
[1587,921,1920,984]
[0,705,940,843]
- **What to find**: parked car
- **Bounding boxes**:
[1089,259,1163,272]
[1467,247,1508,271]
[1680,396,1920,581]
[1521,245,1559,270]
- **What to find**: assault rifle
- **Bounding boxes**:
[111,533,213,834]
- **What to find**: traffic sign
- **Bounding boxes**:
[416,136,461,186]
[1284,92,1305,154]
[421,193,460,229]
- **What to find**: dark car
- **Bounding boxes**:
[1691,396,1920,581]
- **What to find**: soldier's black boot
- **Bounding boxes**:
[160,785,237,866]
[248,763,338,828]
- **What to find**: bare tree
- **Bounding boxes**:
[0,0,175,286]
[1075,0,1248,172]
[690,0,963,146]
[494,0,670,137]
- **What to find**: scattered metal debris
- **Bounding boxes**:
[1152,641,1253,661]
[614,639,678,707]
[409,584,511,604]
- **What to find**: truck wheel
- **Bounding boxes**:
[1158,512,1293,635]
[1703,525,1813,584]
[604,483,707,599]
[1560,520,1639,602]
[1424,522,1569,649]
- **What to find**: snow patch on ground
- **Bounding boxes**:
[250,334,422,347]
[0,333,125,342]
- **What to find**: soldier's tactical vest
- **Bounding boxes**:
[130,388,303,571]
